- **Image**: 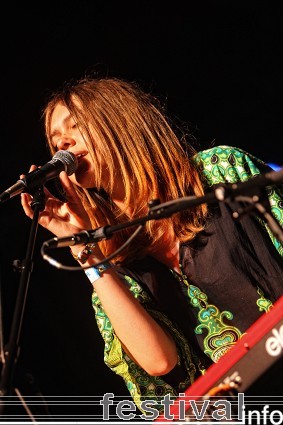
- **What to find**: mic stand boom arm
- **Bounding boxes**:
[43,181,283,251]
[43,192,218,249]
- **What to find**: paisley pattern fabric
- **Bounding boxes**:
[91,145,283,413]
[174,272,243,363]
[194,145,283,256]
[92,275,197,412]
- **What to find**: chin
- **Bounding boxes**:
[68,174,91,188]
[76,179,95,189]
[73,164,95,188]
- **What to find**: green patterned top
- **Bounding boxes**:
[91,145,283,413]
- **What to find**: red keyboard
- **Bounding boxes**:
[156,295,283,421]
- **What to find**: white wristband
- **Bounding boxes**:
[84,262,112,284]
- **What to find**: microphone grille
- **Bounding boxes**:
[53,150,78,176]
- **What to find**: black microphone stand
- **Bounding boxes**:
[0,186,51,420]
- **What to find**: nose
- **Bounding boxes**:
[56,137,76,151]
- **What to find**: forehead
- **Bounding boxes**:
[50,96,83,127]
[50,103,72,128]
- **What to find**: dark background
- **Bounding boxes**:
[0,1,282,420]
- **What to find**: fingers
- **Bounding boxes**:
[20,168,76,204]
[21,193,34,218]
[59,171,79,202]
[20,165,42,218]
[20,165,38,180]
[20,168,91,233]
[20,184,61,219]
[59,172,92,227]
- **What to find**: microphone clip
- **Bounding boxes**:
[29,185,46,212]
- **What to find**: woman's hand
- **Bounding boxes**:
[21,166,91,238]
[21,167,179,375]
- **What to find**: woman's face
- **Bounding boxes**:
[49,102,99,189]
[49,101,126,204]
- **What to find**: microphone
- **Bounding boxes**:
[0,150,78,203]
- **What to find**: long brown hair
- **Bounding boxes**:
[43,77,207,264]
